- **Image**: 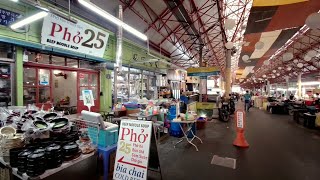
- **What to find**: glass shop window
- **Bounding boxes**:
[79,60,98,70]
[26,52,50,64]
[23,67,52,106]
[79,73,98,100]
[0,43,13,59]
[51,56,66,66]
[0,43,14,107]
[67,58,79,68]
[23,68,36,86]
[0,63,12,107]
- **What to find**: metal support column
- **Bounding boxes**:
[113,5,123,105]
[113,68,118,105]
[224,49,232,98]
[267,81,270,96]
[198,46,206,102]
[141,70,144,99]
[285,76,289,98]
[297,72,302,99]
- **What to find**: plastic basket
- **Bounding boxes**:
[88,127,118,147]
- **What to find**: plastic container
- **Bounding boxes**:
[167,114,176,121]
[196,117,207,130]
[88,123,119,148]
[169,123,183,137]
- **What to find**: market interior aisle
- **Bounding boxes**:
[156,103,320,180]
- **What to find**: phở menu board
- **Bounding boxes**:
[113,120,152,180]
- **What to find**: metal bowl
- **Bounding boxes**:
[43,113,58,121]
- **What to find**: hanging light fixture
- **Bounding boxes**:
[272,70,276,73]
[297,63,303,68]
[225,41,234,49]
[304,55,312,61]
[293,59,299,64]
[10,11,48,29]
[305,12,320,30]
[242,55,249,61]
[287,66,292,71]
[282,52,293,61]
[307,50,317,57]
[278,67,282,70]
[78,0,148,41]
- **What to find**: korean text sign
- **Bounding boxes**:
[41,13,109,58]
[113,120,152,180]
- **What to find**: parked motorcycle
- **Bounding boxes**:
[219,102,230,122]
[218,98,235,122]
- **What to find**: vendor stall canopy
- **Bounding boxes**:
[237,0,320,88]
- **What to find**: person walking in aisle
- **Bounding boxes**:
[244,90,251,112]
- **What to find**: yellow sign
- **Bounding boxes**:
[187,67,220,76]
[196,102,216,110]
[253,0,307,7]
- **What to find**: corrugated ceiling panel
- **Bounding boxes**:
[123,10,148,32]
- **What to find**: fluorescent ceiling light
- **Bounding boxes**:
[10,11,48,29]
[10,0,18,2]
[78,0,122,26]
[78,0,148,41]
[122,24,148,41]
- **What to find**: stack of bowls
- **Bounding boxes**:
[9,147,24,167]
[26,148,46,177]
[45,143,63,169]
[62,142,80,161]
[17,149,33,173]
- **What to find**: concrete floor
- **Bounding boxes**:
[155,103,320,180]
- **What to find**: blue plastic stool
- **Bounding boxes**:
[97,145,117,180]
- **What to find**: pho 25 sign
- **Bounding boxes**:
[113,120,152,180]
[41,13,109,58]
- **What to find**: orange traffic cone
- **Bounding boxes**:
[233,129,249,148]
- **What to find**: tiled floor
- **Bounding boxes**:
[154,103,320,180]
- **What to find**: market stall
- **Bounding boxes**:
[0,106,118,180]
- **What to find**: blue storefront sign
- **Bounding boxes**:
[0,8,20,27]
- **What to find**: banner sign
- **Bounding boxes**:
[187,67,220,77]
[0,8,20,27]
[113,120,153,180]
[41,13,109,58]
